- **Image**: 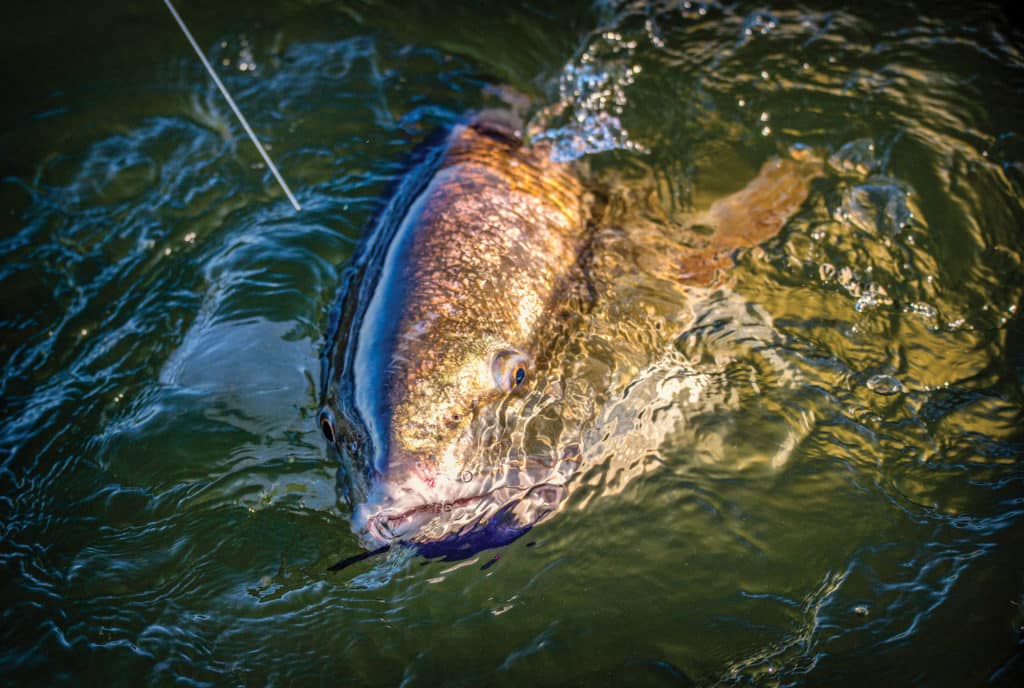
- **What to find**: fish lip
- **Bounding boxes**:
[358,483,553,549]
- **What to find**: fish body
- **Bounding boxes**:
[320,112,820,560]
[320,114,591,557]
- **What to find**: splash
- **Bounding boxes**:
[531,31,646,162]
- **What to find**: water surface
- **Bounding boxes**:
[2,1,1023,685]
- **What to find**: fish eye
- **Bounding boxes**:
[513,364,526,388]
[319,409,336,444]
[492,349,530,392]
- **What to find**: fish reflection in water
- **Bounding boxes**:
[319,111,821,564]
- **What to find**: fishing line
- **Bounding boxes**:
[163,0,302,211]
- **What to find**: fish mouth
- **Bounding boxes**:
[359,482,566,559]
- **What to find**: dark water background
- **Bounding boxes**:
[2,1,1023,685]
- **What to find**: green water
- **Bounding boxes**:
[2,1,1023,685]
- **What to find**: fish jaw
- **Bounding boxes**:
[351,449,568,558]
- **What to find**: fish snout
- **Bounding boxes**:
[353,451,447,545]
[363,509,417,545]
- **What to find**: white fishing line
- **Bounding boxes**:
[163,0,302,211]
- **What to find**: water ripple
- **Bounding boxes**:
[1,1,1022,685]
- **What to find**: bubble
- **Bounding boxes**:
[742,11,778,40]
[854,284,892,312]
[905,301,938,320]
[829,138,881,176]
[839,182,911,236]
[531,32,646,162]
[866,375,902,396]
[837,266,860,297]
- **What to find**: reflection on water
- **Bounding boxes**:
[1,1,1022,685]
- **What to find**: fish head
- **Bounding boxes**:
[321,330,568,560]
[371,338,572,556]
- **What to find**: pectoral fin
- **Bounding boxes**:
[703,152,822,250]
[679,150,823,284]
